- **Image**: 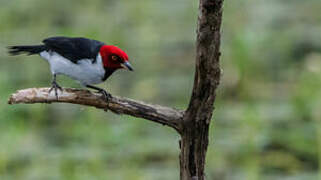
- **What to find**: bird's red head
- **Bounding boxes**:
[99,45,133,71]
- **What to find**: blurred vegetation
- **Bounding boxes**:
[0,0,320,179]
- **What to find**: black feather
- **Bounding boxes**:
[42,37,105,63]
[102,68,116,81]
[8,45,46,56]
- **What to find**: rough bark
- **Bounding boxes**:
[7,0,223,179]
[179,0,223,179]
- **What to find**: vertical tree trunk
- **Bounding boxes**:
[179,0,223,179]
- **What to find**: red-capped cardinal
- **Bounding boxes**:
[8,36,133,100]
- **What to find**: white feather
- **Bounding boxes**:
[40,51,105,85]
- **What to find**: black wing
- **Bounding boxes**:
[43,36,105,63]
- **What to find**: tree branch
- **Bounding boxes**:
[8,87,183,131]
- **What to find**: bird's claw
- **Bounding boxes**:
[98,89,112,102]
[49,82,63,100]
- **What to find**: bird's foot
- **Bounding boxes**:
[85,85,112,104]
[97,89,112,102]
[49,81,63,100]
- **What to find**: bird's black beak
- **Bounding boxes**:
[121,61,134,71]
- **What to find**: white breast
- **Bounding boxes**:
[40,51,105,85]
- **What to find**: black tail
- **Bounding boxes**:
[8,45,46,56]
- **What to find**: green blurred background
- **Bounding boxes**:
[0,0,321,179]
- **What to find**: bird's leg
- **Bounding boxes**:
[86,85,112,101]
[49,74,63,99]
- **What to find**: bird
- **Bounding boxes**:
[8,36,133,100]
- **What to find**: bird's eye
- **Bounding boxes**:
[111,55,118,61]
